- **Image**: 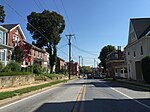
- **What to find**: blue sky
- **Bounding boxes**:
[1,0,150,66]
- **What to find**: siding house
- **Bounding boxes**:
[125,18,150,81]
[0,26,13,66]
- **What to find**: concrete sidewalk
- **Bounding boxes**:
[116,79,150,91]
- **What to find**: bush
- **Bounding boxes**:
[142,56,150,83]
[0,62,3,72]
[33,64,42,74]
[2,61,21,72]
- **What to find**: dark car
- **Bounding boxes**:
[94,74,100,79]
[87,74,93,79]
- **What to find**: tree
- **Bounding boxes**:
[12,44,24,63]
[141,56,150,83]
[81,66,92,74]
[27,10,65,73]
[98,45,116,71]
[0,5,5,23]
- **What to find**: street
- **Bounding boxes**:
[0,78,150,112]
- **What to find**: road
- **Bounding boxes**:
[0,78,150,112]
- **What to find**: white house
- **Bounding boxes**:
[125,18,150,81]
[0,26,13,66]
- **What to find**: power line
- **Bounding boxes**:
[60,0,74,33]
[72,44,98,56]
[33,0,43,11]
[58,44,68,49]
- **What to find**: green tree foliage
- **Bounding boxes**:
[27,10,65,73]
[0,5,5,23]
[141,56,150,83]
[81,66,92,74]
[98,45,116,71]
[12,45,24,63]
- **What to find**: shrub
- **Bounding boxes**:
[2,61,21,72]
[0,72,31,77]
[33,64,42,74]
[142,56,150,83]
[0,62,3,72]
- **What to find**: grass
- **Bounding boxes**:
[0,72,32,77]
[0,79,68,100]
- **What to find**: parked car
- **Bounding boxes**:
[87,74,93,79]
[94,74,100,79]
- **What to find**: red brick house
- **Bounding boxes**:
[0,24,26,66]
[56,57,65,73]
[1,24,26,47]
[66,62,79,76]
[22,41,45,67]
[106,47,127,78]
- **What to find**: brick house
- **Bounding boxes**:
[56,57,65,73]
[66,62,79,76]
[106,47,127,78]
[0,24,25,66]
[22,41,45,68]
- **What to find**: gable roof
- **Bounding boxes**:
[131,18,150,39]
[1,24,26,40]
[1,24,18,30]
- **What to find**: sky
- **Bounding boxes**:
[1,0,150,67]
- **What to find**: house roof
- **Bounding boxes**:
[1,24,26,40]
[24,41,45,53]
[1,24,18,30]
[131,18,150,39]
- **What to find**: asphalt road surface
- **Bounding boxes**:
[0,78,150,112]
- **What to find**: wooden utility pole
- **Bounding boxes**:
[66,34,74,79]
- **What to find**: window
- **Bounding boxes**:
[128,52,130,55]
[140,46,143,55]
[15,28,18,34]
[0,51,5,61]
[134,51,136,57]
[13,35,19,46]
[34,50,36,56]
[115,54,118,59]
[2,52,5,61]
[2,32,5,44]
[0,31,2,44]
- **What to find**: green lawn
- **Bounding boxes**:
[0,79,68,100]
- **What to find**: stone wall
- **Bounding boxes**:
[0,75,35,88]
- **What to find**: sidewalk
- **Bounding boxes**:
[116,79,150,90]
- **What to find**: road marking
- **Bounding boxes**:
[79,83,86,112]
[101,81,150,110]
[72,83,85,112]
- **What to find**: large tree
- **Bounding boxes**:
[27,10,65,73]
[98,45,116,71]
[0,5,5,23]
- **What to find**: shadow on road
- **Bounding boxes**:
[34,98,150,112]
[92,81,150,92]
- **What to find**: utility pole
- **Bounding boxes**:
[66,34,74,80]
[79,56,81,76]
[94,58,96,75]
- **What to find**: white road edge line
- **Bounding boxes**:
[101,81,150,110]
[0,84,59,110]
